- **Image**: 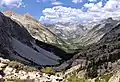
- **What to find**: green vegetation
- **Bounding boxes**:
[41,67,55,75]
[52,42,76,53]
[23,66,37,72]
[67,73,113,82]
[86,66,98,78]
[67,75,91,82]
[95,73,113,82]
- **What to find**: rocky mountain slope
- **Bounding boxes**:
[46,18,119,49]
[3,10,73,52]
[62,21,120,80]
[0,11,64,66]
[72,18,118,46]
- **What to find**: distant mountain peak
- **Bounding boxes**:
[3,10,16,17]
[100,17,114,23]
[24,13,34,19]
[3,10,34,20]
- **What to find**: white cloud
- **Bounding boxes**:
[0,0,23,8]
[36,0,62,5]
[84,3,95,8]
[40,0,120,24]
[72,0,82,4]
[39,6,92,24]
[36,0,58,3]
[85,0,120,20]
[88,2,102,11]
[51,1,63,5]
[103,0,120,11]
[36,0,51,3]
[88,0,97,2]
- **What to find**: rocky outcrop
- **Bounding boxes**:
[0,57,63,82]
[108,71,120,82]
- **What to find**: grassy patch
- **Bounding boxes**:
[67,75,91,82]
[95,73,113,82]
[41,67,55,75]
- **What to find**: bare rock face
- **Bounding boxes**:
[0,12,62,66]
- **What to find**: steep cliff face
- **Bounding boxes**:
[3,10,73,52]
[0,12,62,66]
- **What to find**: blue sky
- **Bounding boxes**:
[0,0,90,19]
[0,0,120,24]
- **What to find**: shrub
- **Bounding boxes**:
[8,61,38,72]
[41,67,55,75]
[86,65,98,78]
[8,61,24,70]
[24,66,37,72]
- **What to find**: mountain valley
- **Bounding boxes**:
[0,10,120,82]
